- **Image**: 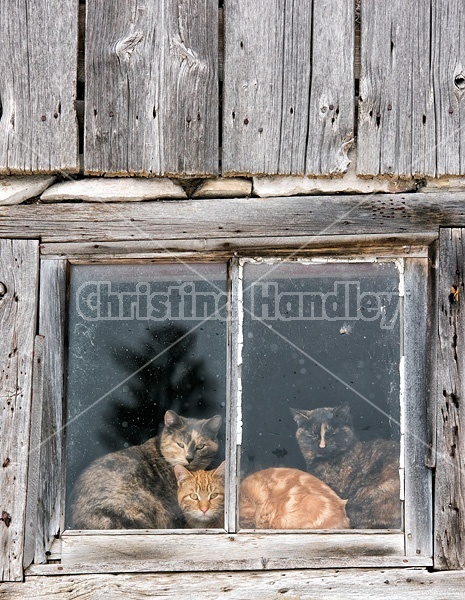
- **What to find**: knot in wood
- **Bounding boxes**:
[0,282,7,299]
[1,511,11,528]
[114,32,143,63]
[454,73,465,91]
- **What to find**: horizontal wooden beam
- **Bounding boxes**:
[25,532,429,575]
[1,193,465,245]
[39,233,435,260]
[8,568,462,598]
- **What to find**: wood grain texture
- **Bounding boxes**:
[432,0,465,176]
[28,532,430,574]
[0,569,460,599]
[434,229,465,569]
[35,261,67,564]
[225,259,242,532]
[0,1,78,173]
[1,193,465,244]
[0,240,39,582]
[38,234,434,261]
[85,0,218,176]
[425,242,439,470]
[358,0,436,177]
[23,336,45,570]
[222,0,354,176]
[403,259,433,558]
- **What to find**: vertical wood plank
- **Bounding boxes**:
[432,0,465,176]
[435,228,465,569]
[305,0,354,175]
[23,335,45,569]
[85,0,218,176]
[358,0,436,177]
[222,0,354,176]
[403,258,433,558]
[0,240,39,581]
[0,1,79,174]
[225,259,242,533]
[425,241,439,471]
[35,260,67,564]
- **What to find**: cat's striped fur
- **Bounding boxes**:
[71,410,222,529]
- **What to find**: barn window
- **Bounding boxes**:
[52,250,432,569]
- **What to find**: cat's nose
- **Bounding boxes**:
[186,455,194,463]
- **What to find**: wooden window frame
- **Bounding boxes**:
[8,192,465,578]
[29,244,433,575]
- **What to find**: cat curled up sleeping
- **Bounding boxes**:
[174,461,226,528]
[239,467,350,529]
[291,402,401,529]
[71,410,222,529]
[176,464,349,530]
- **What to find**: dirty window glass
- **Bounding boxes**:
[239,261,402,530]
[66,264,227,530]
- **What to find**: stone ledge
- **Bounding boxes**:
[40,178,187,202]
[0,176,56,206]
[253,150,417,197]
[193,177,252,198]
[253,173,416,197]
[419,178,465,192]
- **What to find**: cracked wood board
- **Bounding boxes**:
[0,1,78,173]
[223,0,354,176]
[0,240,39,581]
[434,228,465,569]
[84,0,218,176]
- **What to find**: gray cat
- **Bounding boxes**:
[71,410,222,529]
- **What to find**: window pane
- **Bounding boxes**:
[66,264,227,530]
[240,261,401,530]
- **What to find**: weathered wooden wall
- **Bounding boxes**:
[0,240,39,581]
[1,568,465,599]
[435,228,465,569]
[358,0,465,178]
[222,0,354,175]
[0,1,79,173]
[2,1,465,177]
[84,0,218,176]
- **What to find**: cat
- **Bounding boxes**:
[239,467,350,529]
[291,402,401,529]
[71,409,222,529]
[174,461,226,528]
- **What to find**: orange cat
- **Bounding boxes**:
[174,462,225,528]
[239,467,350,529]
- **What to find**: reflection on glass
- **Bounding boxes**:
[240,262,401,530]
[66,264,227,530]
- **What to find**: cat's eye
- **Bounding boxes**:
[189,493,199,500]
[196,444,205,449]
[210,493,218,499]
[177,442,185,448]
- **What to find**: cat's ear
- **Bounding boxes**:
[164,410,183,429]
[290,408,308,427]
[213,461,226,479]
[174,464,192,485]
[333,402,351,421]
[203,414,222,437]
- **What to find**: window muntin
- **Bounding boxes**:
[65,258,402,533]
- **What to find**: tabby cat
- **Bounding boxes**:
[71,410,222,529]
[239,467,350,529]
[291,402,401,529]
[174,461,225,528]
